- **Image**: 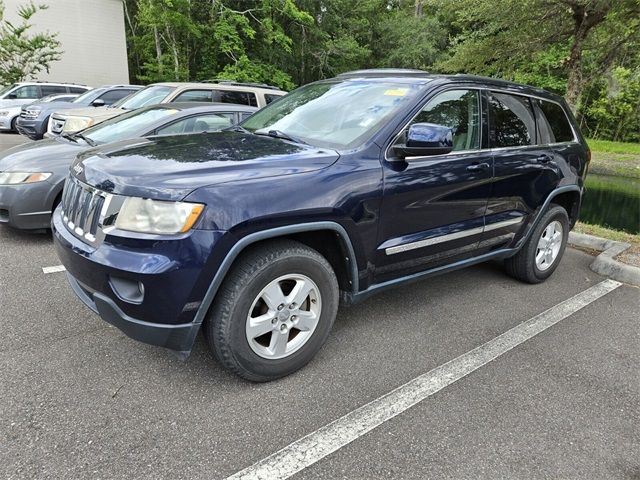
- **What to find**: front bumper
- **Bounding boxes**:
[52,207,229,353]
[16,117,45,139]
[67,272,201,354]
[0,180,59,229]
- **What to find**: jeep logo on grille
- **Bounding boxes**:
[73,164,84,175]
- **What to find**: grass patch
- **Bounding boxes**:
[587,138,640,155]
[586,138,640,179]
[575,222,640,246]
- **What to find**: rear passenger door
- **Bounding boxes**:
[481,91,559,252]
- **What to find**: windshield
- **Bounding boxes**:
[0,84,17,97]
[82,106,181,144]
[72,88,101,104]
[116,85,175,110]
[241,80,425,149]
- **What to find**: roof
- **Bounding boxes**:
[149,81,286,94]
[335,69,562,102]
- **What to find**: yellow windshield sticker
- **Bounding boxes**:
[384,88,409,96]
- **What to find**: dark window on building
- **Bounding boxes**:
[99,89,136,105]
[41,85,68,96]
[535,99,574,144]
[489,92,536,147]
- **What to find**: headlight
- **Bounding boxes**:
[0,172,52,185]
[114,197,204,234]
[62,116,93,132]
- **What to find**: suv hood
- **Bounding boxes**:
[71,132,340,201]
[54,105,124,122]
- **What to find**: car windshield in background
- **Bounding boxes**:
[117,85,175,110]
[0,84,17,96]
[71,88,101,104]
[241,80,426,149]
[82,107,181,144]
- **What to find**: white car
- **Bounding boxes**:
[0,82,90,132]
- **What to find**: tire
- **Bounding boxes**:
[205,239,339,382]
[10,116,17,132]
[504,204,569,284]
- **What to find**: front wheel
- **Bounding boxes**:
[504,205,569,284]
[205,240,339,382]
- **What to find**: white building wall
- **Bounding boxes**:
[2,0,130,87]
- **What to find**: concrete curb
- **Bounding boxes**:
[569,231,640,286]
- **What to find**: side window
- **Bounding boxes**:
[264,93,283,105]
[489,92,536,147]
[41,85,67,96]
[407,89,481,152]
[534,99,574,144]
[156,113,234,135]
[214,90,258,107]
[172,90,213,102]
[13,85,40,99]
[99,89,135,105]
[240,112,254,121]
[69,86,88,94]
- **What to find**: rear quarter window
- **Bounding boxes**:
[264,93,284,105]
[214,90,258,107]
[534,99,575,144]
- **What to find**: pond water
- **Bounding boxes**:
[581,173,639,234]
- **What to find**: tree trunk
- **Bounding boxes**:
[564,3,609,112]
[153,25,163,74]
[414,0,424,18]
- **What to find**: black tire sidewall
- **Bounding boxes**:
[528,206,569,281]
[222,254,338,379]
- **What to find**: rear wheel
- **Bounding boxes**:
[205,240,339,381]
[504,204,569,283]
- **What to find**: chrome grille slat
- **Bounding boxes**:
[60,175,112,245]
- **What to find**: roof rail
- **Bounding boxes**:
[22,80,89,86]
[337,68,431,78]
[197,79,282,90]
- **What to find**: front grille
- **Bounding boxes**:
[60,176,110,243]
[50,116,65,134]
[20,110,38,120]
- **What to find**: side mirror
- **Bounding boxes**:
[91,98,105,107]
[392,123,453,159]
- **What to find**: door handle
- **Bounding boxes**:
[466,162,490,172]
[536,154,553,164]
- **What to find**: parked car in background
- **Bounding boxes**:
[18,85,142,140]
[0,82,90,133]
[2,94,80,133]
[0,81,89,109]
[0,102,256,230]
[52,69,589,381]
[48,80,286,136]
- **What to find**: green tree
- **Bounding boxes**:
[0,1,62,84]
[437,0,640,110]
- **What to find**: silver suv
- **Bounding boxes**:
[48,80,286,136]
[0,81,90,131]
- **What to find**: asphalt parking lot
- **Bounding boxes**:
[1,132,639,479]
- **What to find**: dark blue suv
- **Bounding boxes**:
[52,69,590,381]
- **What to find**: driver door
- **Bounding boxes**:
[375,88,493,283]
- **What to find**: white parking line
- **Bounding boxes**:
[42,265,66,274]
[226,279,622,480]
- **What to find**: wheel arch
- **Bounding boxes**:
[192,222,359,327]
[514,185,582,251]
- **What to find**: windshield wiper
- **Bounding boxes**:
[254,129,309,145]
[74,132,96,147]
[60,132,78,143]
[224,125,251,134]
